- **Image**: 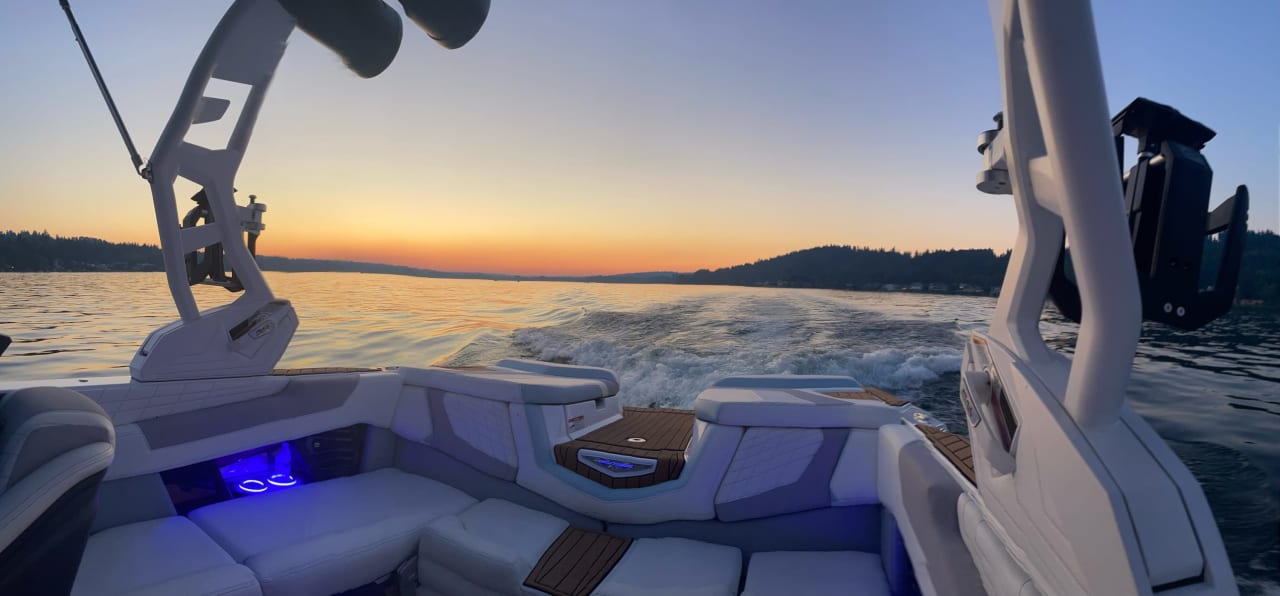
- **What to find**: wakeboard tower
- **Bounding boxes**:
[22,0,1249,594]
[963,0,1247,593]
[57,0,487,382]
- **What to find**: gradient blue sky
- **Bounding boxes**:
[1,0,1276,274]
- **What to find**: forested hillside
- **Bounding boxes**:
[676,246,1011,291]
[675,232,1280,303]
[3,230,1277,304]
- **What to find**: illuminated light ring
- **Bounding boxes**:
[237,479,268,493]
[267,473,298,487]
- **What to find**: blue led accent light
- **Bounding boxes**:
[220,442,305,497]
[594,458,635,470]
[274,442,294,476]
[237,479,268,494]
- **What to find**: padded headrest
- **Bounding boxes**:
[0,387,114,490]
[399,360,619,405]
[694,386,903,429]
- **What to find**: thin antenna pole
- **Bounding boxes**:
[58,0,149,179]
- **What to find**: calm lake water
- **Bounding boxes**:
[2,271,1277,592]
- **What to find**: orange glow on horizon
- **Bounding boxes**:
[17,211,1013,277]
[267,235,793,277]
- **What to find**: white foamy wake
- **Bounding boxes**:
[511,327,962,408]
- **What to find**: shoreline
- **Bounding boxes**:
[6,270,1276,308]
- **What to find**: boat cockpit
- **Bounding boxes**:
[0,0,1248,594]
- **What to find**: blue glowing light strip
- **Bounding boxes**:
[593,458,635,469]
[237,479,268,493]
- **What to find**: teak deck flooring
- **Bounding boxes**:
[553,407,694,489]
[271,367,381,376]
[524,527,633,596]
[823,386,908,406]
[917,424,976,484]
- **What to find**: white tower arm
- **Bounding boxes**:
[952,0,1237,594]
[131,0,298,382]
[129,0,491,382]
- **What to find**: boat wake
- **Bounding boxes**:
[510,325,961,409]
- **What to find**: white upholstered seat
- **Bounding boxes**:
[594,537,742,596]
[418,498,569,595]
[72,517,260,596]
[418,498,742,596]
[189,468,475,596]
[742,550,890,596]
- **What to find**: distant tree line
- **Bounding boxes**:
[677,246,1012,291]
[0,231,673,283]
[0,231,163,272]
[1216,229,1280,303]
[675,232,1280,303]
[3,229,1278,304]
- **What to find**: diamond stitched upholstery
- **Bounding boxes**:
[716,428,822,503]
[443,392,517,467]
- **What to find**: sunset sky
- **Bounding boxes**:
[2,1,1276,275]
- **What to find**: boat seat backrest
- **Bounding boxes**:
[426,388,520,481]
[958,493,1042,596]
[877,424,986,596]
[396,363,627,503]
[0,387,115,595]
[0,387,114,490]
[393,362,621,484]
[714,426,849,521]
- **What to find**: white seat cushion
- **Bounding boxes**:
[595,537,742,596]
[829,429,880,506]
[418,498,569,595]
[189,468,475,596]
[694,387,903,429]
[742,551,890,596]
[73,517,260,596]
[418,499,742,596]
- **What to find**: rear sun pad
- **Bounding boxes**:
[524,527,632,596]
